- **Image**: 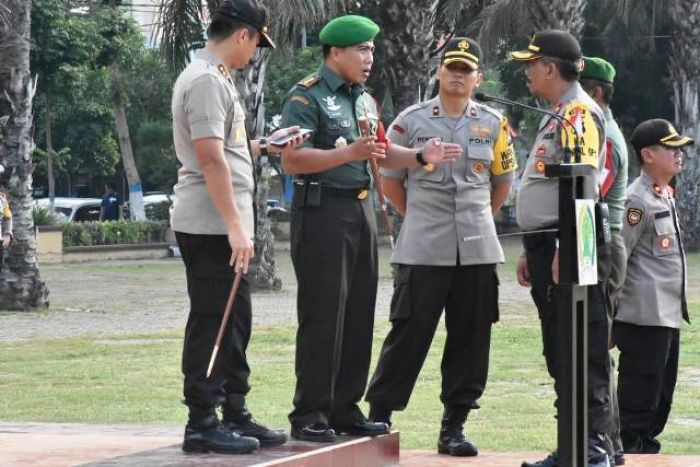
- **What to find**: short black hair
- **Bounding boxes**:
[580,78,615,104]
[208,12,257,42]
[541,56,580,82]
[105,182,116,191]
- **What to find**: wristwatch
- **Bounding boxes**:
[415,151,427,166]
[259,137,269,157]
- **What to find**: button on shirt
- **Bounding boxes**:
[516,82,606,231]
[170,49,255,236]
[382,97,517,266]
[616,171,688,328]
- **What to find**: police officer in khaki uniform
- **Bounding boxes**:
[365,37,516,458]
[281,15,461,443]
[0,164,12,271]
[510,31,612,467]
[614,119,693,454]
[171,0,303,454]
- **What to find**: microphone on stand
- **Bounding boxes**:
[473,92,581,163]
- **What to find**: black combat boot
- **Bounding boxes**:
[222,394,287,447]
[183,414,259,454]
[436,406,478,457]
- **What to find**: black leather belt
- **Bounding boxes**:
[293,182,369,200]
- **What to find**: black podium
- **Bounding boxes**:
[545,162,594,467]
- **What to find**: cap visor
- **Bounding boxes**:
[662,135,695,147]
[442,57,478,69]
[259,30,275,48]
[510,50,539,61]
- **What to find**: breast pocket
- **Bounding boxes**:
[652,215,678,257]
[465,145,492,184]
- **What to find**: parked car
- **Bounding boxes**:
[266,198,289,222]
[35,197,103,223]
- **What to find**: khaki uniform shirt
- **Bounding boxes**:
[170,49,255,236]
[0,193,12,238]
[616,171,688,328]
[516,82,606,231]
[280,65,377,189]
[382,97,517,266]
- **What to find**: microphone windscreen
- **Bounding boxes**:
[474,92,488,102]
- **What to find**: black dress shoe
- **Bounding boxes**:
[222,417,287,447]
[522,452,558,467]
[291,422,337,442]
[183,422,259,454]
[332,419,389,437]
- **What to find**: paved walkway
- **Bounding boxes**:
[2,423,700,467]
[0,242,532,341]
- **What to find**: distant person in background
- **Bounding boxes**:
[100,182,122,221]
[0,164,12,272]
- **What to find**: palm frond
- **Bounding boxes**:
[477,0,531,54]
[155,0,205,74]
[265,0,353,48]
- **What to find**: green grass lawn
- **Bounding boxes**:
[0,241,698,453]
[1,312,698,453]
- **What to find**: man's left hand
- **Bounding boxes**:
[267,126,308,154]
[2,234,10,248]
[423,138,462,165]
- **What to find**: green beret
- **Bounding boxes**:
[319,15,380,47]
[581,56,616,84]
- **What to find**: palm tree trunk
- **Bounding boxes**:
[233,50,282,291]
[113,86,146,221]
[0,0,49,310]
[669,0,700,250]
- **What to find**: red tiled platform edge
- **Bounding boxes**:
[0,423,399,467]
[401,449,700,467]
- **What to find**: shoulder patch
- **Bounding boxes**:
[627,208,643,226]
[289,95,310,106]
[217,64,230,79]
[297,75,321,88]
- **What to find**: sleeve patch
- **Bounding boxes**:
[290,95,310,106]
[561,102,600,168]
[391,124,405,134]
[627,208,643,226]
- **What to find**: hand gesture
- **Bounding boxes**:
[423,138,461,165]
[350,136,386,161]
[516,255,531,287]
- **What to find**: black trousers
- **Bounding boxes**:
[176,232,252,424]
[524,232,612,435]
[289,195,378,427]
[613,321,679,444]
[365,263,498,413]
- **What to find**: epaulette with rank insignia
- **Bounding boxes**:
[297,74,321,89]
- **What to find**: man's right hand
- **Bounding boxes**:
[350,136,386,161]
[228,224,254,274]
[516,255,531,287]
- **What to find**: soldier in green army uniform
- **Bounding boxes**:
[281,15,461,442]
[170,0,304,455]
[364,37,517,458]
[614,119,693,454]
[580,55,629,466]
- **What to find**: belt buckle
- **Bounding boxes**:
[357,188,369,200]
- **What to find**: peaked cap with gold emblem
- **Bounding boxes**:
[441,37,482,70]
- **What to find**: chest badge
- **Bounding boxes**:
[323,96,341,112]
[334,136,347,148]
[473,161,486,173]
[470,125,491,138]
[659,235,672,250]
[535,159,546,173]
[627,208,643,226]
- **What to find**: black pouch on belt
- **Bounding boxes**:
[595,200,611,254]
